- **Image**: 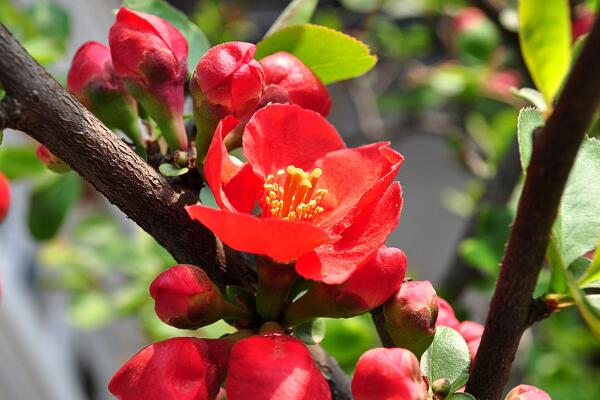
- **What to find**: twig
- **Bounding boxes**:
[370,307,395,348]
[466,15,600,399]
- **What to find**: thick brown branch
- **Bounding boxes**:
[0,23,253,290]
[466,15,600,400]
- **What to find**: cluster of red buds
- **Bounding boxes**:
[58,7,553,400]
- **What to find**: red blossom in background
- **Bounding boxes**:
[108,337,231,400]
[226,334,331,400]
[260,52,331,116]
[436,297,461,331]
[187,103,403,284]
[351,347,428,400]
[191,41,264,120]
[437,297,484,364]
[0,171,9,223]
[505,384,552,400]
[109,7,188,150]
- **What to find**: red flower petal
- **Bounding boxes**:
[67,41,116,98]
[314,142,403,232]
[296,182,403,284]
[226,335,331,400]
[108,337,230,400]
[243,104,345,178]
[436,297,461,331]
[186,205,337,263]
[505,385,552,400]
[204,116,261,212]
[351,348,428,400]
[0,172,10,223]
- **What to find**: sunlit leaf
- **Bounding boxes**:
[421,327,470,386]
[265,0,319,37]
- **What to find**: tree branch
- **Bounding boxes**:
[0,24,352,399]
[466,15,600,400]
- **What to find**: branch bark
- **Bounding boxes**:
[467,15,600,400]
[0,24,354,399]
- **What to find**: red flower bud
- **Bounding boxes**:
[191,41,264,120]
[226,334,331,400]
[36,145,70,173]
[505,385,552,400]
[260,52,331,116]
[351,348,428,400]
[150,264,251,329]
[383,280,438,358]
[67,41,142,146]
[108,337,231,400]
[0,172,10,223]
[453,7,486,33]
[109,7,188,150]
[436,297,461,331]
[284,247,406,325]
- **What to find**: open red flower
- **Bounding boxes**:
[0,172,10,223]
[351,347,428,400]
[226,334,331,400]
[187,104,403,284]
[109,337,230,400]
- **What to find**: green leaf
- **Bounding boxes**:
[568,273,600,339]
[255,24,377,84]
[579,235,600,285]
[518,0,571,103]
[294,318,326,345]
[447,393,476,400]
[0,145,46,179]
[420,327,470,386]
[28,173,82,240]
[158,163,189,177]
[511,87,547,113]
[265,0,319,37]
[123,0,210,72]
[69,292,113,329]
[517,107,545,171]
[449,372,470,394]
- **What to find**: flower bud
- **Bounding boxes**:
[259,52,331,116]
[67,41,142,147]
[0,172,10,223]
[36,145,70,173]
[352,348,428,400]
[284,247,406,326]
[149,264,251,329]
[190,41,264,160]
[226,334,331,400]
[109,337,231,400]
[109,7,188,150]
[505,385,552,400]
[572,6,594,41]
[436,297,461,331]
[383,280,438,358]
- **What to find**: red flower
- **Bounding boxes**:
[109,337,230,400]
[187,104,403,284]
[260,52,331,116]
[458,320,484,364]
[383,280,438,357]
[191,41,264,120]
[109,7,188,150]
[505,385,552,400]
[67,41,142,146]
[0,172,9,223]
[351,348,428,400]
[226,334,331,400]
[436,297,461,331]
[150,264,252,329]
[284,247,406,324]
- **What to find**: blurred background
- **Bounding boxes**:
[0,0,599,399]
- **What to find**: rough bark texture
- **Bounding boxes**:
[0,24,354,399]
[467,15,600,400]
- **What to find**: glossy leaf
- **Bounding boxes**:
[123,0,210,72]
[517,107,545,171]
[421,327,470,387]
[256,23,377,84]
[518,0,571,103]
[28,173,82,240]
[265,0,319,37]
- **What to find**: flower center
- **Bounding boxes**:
[260,165,327,222]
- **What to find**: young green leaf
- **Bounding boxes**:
[511,87,547,113]
[517,107,545,171]
[122,0,210,72]
[158,163,189,177]
[28,173,83,240]
[0,145,46,179]
[420,326,470,387]
[568,276,600,339]
[294,318,326,345]
[449,373,470,394]
[265,0,319,37]
[578,236,600,285]
[256,24,377,84]
[446,393,476,400]
[518,0,571,104]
